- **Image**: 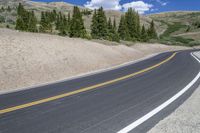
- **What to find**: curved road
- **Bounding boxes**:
[0,50,199,133]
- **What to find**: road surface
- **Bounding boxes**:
[0,50,199,133]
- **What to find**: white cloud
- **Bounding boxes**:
[155,0,168,6]
[84,0,121,10]
[122,1,153,14]
[84,0,153,14]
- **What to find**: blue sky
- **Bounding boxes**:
[32,0,200,14]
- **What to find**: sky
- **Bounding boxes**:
[32,0,200,14]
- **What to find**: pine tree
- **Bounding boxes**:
[16,3,30,31]
[67,12,71,31]
[39,12,47,32]
[91,7,108,39]
[148,20,157,39]
[113,17,117,31]
[107,17,119,42]
[91,9,98,38]
[141,25,148,42]
[107,17,113,33]
[39,11,52,33]
[69,6,86,38]
[17,3,23,15]
[7,6,11,12]
[135,12,141,40]
[0,7,5,12]
[112,18,120,42]
[16,3,38,32]
[28,11,37,32]
[15,17,25,30]
[67,12,71,24]
[118,15,130,40]
[125,8,137,40]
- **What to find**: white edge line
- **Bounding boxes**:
[0,52,161,95]
[191,52,200,63]
[117,52,200,133]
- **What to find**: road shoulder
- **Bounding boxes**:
[148,52,200,133]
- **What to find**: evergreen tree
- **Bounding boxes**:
[67,12,71,31]
[0,7,5,12]
[16,3,38,32]
[148,20,157,39]
[141,25,148,42]
[17,3,25,16]
[91,9,98,38]
[135,12,141,40]
[28,11,37,32]
[90,7,108,39]
[69,6,86,38]
[40,11,49,32]
[118,15,130,40]
[112,18,120,42]
[15,17,25,30]
[16,3,28,31]
[7,6,11,12]
[113,17,117,31]
[107,17,113,33]
[52,10,57,21]
[125,8,137,40]
[105,17,119,42]
[16,3,25,30]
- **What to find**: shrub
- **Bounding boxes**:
[0,15,5,23]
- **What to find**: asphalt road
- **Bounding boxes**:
[0,50,199,133]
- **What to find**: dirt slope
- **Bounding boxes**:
[0,29,188,92]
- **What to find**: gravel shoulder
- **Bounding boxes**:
[148,52,200,133]
[0,28,188,93]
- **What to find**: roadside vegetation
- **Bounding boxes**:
[14,3,157,43]
[157,22,199,47]
[150,12,200,46]
[1,2,199,47]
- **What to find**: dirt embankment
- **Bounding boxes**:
[0,29,188,92]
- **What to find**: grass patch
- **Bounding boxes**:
[161,22,186,37]
[158,36,196,47]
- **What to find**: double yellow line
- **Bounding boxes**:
[0,52,177,115]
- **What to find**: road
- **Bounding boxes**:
[0,50,199,133]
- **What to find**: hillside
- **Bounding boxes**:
[0,0,199,46]
[0,0,161,32]
[149,11,200,46]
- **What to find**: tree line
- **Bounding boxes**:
[15,3,157,42]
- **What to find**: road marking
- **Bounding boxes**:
[0,53,177,115]
[117,52,200,133]
[191,53,200,63]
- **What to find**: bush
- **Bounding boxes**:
[83,33,92,40]
[6,18,15,24]
[161,22,186,38]
[0,15,5,23]
[188,40,200,47]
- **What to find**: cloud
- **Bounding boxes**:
[155,0,168,6]
[84,0,121,10]
[122,1,153,14]
[84,0,153,14]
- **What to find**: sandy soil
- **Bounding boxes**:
[148,52,200,133]
[0,28,188,92]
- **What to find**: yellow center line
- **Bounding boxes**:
[0,52,177,115]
